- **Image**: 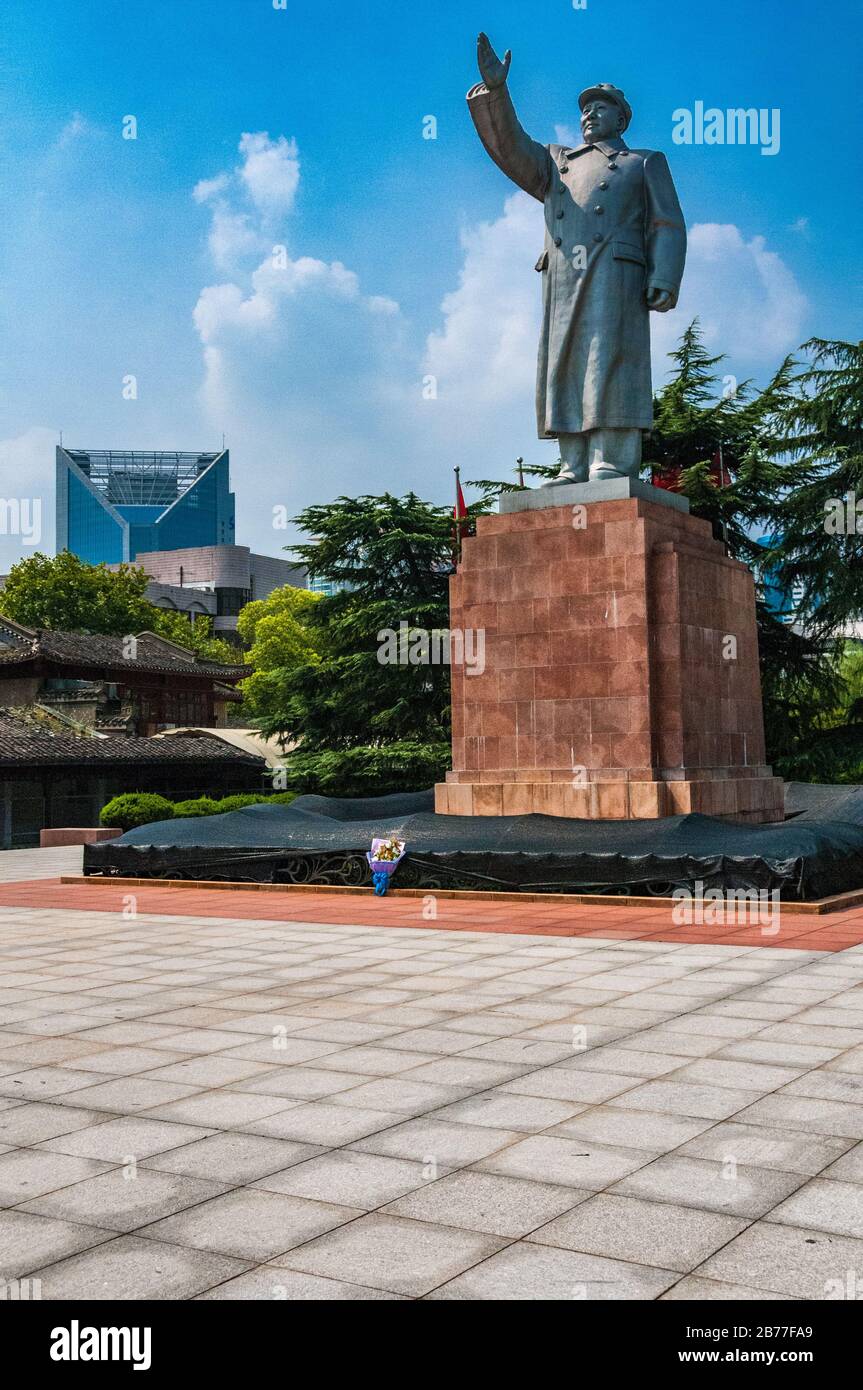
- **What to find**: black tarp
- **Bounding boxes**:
[83,786,863,900]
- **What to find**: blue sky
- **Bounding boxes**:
[1,0,860,565]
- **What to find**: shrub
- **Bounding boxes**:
[172,797,221,818]
[100,790,300,829]
[211,794,268,814]
[213,792,297,813]
[99,793,175,831]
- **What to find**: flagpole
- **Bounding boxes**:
[719,442,730,554]
[454,465,463,566]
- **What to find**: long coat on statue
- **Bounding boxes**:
[467,81,686,438]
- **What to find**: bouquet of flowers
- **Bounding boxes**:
[367,837,406,895]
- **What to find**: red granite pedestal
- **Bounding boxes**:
[435,490,784,823]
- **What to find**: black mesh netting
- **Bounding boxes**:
[83,784,863,900]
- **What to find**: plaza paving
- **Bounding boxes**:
[1,856,862,1300]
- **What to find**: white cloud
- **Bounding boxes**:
[189,133,412,540]
[652,222,807,375]
[206,207,265,271]
[237,132,300,217]
[425,192,542,409]
[193,173,230,204]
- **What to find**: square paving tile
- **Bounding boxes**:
[612,1080,761,1121]
[383,1170,586,1237]
[695,1221,863,1299]
[677,1121,853,1176]
[550,1106,714,1152]
[328,1077,469,1114]
[0,1148,113,1205]
[18,1167,228,1231]
[141,1187,359,1261]
[144,1092,298,1130]
[0,1102,107,1146]
[242,1102,397,1146]
[500,1068,640,1105]
[670,1058,804,1092]
[33,1234,247,1299]
[253,1149,430,1208]
[529,1192,748,1273]
[0,1209,114,1279]
[822,1142,863,1182]
[477,1135,653,1190]
[195,1265,405,1299]
[230,1067,368,1100]
[143,1132,322,1183]
[427,1240,678,1300]
[733,1095,863,1139]
[277,1212,504,1296]
[350,1117,520,1168]
[50,1076,201,1113]
[0,1066,109,1100]
[37,1116,213,1162]
[659,1276,794,1300]
[434,1091,585,1133]
[610,1154,806,1218]
[766,1178,863,1239]
[144,1056,278,1088]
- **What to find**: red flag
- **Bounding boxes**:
[454,474,468,522]
[652,465,682,492]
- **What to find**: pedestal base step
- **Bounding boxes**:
[434,776,785,824]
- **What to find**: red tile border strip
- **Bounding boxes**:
[2,878,863,951]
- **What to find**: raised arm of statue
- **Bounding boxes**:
[467,33,552,203]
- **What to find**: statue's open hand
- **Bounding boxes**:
[477,32,511,89]
[646,286,675,312]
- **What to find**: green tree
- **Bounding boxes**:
[236,584,322,724]
[148,609,240,666]
[768,339,863,634]
[257,494,456,794]
[0,550,240,665]
[0,551,154,633]
[644,323,846,766]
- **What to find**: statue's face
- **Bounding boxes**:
[580,99,623,144]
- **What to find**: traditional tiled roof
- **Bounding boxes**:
[0,709,264,768]
[0,623,247,680]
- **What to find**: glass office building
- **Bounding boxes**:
[56,447,236,564]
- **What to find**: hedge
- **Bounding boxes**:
[100,790,296,831]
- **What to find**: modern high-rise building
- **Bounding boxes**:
[56,446,235,564]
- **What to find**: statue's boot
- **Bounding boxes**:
[587,428,642,482]
[541,466,585,487]
[541,433,588,487]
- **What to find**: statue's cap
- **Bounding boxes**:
[578,84,632,131]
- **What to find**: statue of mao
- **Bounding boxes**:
[468,32,686,484]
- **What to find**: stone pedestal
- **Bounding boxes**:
[435,481,784,823]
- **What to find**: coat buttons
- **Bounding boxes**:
[598,181,608,190]
[594,205,604,214]
[593,233,603,243]
[556,209,565,219]
[554,236,562,247]
[607,161,617,170]
[560,166,569,174]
